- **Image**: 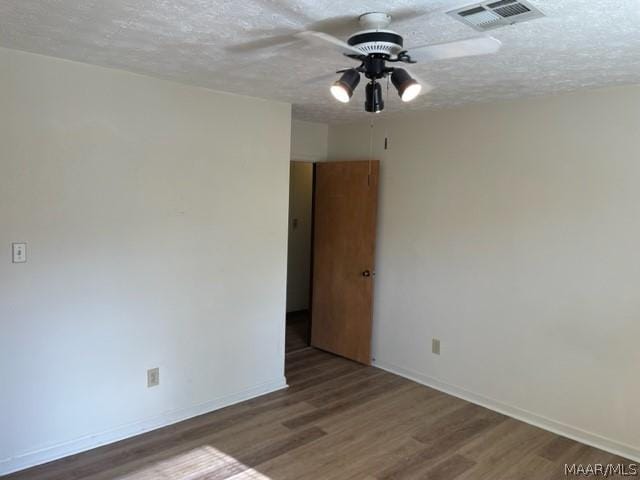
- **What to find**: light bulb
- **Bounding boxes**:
[330,84,351,103]
[401,82,422,102]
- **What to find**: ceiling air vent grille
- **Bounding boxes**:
[448,0,544,32]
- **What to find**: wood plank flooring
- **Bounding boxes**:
[5,348,634,479]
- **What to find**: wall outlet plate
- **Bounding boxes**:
[147,368,159,387]
[432,338,441,355]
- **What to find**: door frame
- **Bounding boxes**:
[286,160,316,349]
[286,159,378,360]
[306,162,317,346]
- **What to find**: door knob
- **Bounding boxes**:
[362,270,371,277]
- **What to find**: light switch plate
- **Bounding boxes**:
[12,243,26,263]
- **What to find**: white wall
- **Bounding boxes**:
[0,47,291,474]
[286,162,314,312]
[328,86,640,461]
[291,119,328,162]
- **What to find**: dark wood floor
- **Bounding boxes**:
[5,348,633,479]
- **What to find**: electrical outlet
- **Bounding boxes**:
[432,338,441,355]
[147,368,159,387]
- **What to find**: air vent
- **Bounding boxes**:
[448,0,544,32]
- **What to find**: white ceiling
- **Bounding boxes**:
[2,1,640,123]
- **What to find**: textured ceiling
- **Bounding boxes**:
[2,1,640,123]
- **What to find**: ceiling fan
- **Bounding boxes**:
[296,11,502,113]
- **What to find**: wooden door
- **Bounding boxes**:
[311,160,379,365]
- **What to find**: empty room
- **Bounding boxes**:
[1,1,639,479]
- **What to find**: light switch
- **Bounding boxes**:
[12,243,26,263]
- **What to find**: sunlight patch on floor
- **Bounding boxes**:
[114,445,271,479]
[226,467,274,479]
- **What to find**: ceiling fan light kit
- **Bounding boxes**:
[365,81,384,113]
[391,68,422,102]
[330,69,360,103]
[299,9,512,114]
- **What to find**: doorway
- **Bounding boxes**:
[285,161,314,354]
[285,160,380,364]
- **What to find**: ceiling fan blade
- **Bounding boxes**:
[408,36,502,63]
[227,8,434,56]
[302,71,344,85]
[306,15,361,38]
[387,7,431,23]
[226,33,298,53]
[296,31,364,56]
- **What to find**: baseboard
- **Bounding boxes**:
[0,377,288,476]
[374,360,640,463]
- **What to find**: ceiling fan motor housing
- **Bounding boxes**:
[347,30,404,57]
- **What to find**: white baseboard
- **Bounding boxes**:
[374,360,640,463]
[1,377,288,476]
